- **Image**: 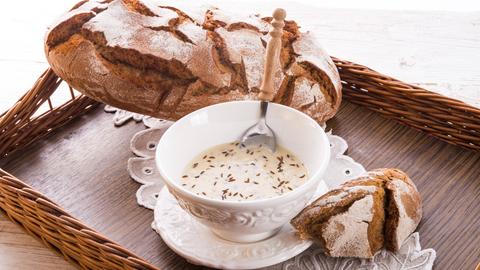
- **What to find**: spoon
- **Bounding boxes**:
[240,8,286,152]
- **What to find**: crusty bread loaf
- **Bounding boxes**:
[44,0,342,122]
[291,168,422,258]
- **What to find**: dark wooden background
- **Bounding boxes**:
[1,101,479,270]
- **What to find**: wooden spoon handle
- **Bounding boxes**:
[258,8,286,101]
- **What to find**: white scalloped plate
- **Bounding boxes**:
[152,182,328,270]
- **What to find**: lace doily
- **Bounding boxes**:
[105,106,436,270]
[283,233,436,270]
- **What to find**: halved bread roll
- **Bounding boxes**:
[291,168,422,258]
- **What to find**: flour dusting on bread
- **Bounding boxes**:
[45,0,342,122]
[291,168,422,258]
[323,195,374,257]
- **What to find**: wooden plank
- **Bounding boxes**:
[1,102,479,269]
[0,212,77,270]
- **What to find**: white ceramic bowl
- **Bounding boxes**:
[155,101,330,243]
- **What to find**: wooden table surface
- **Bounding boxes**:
[1,100,479,270]
[0,214,78,270]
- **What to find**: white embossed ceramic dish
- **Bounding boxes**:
[155,100,330,243]
[153,183,329,269]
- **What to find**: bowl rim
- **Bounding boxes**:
[155,100,330,206]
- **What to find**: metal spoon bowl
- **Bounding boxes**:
[240,101,276,151]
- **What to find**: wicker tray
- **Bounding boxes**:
[0,59,479,269]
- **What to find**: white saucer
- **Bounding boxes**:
[152,183,329,269]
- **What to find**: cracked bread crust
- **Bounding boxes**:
[291,184,385,258]
[345,168,423,252]
[291,168,422,258]
[44,0,342,122]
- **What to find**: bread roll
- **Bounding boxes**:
[291,168,422,258]
[44,0,342,122]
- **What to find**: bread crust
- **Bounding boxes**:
[45,0,342,122]
[291,168,422,258]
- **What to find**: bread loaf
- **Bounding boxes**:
[291,168,422,258]
[44,0,342,122]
